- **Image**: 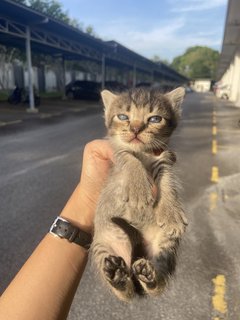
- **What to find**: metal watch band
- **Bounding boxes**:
[49,217,92,249]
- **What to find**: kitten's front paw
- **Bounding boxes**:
[159,150,177,164]
[122,176,155,210]
[157,210,188,239]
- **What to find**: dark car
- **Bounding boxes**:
[104,81,127,92]
[65,80,100,100]
[135,82,152,88]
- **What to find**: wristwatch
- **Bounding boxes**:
[49,216,92,249]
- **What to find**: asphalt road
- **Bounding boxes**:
[0,93,240,320]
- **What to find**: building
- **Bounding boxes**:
[217,0,240,106]
[0,0,188,111]
[192,79,211,92]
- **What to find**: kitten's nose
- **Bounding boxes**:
[130,122,144,134]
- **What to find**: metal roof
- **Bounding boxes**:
[217,0,240,79]
[0,0,188,82]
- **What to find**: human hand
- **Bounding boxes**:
[60,139,113,233]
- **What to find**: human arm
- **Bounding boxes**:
[0,139,113,320]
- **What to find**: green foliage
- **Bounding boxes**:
[171,46,219,79]
[151,55,170,66]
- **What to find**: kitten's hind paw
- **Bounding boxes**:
[103,255,129,290]
[132,258,157,289]
[132,258,166,296]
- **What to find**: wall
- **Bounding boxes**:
[192,79,211,92]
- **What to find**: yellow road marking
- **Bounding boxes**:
[212,126,217,135]
[212,275,227,317]
[212,140,217,155]
[210,192,218,211]
[211,166,219,183]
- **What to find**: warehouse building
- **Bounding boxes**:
[217,0,240,106]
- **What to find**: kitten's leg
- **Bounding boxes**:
[151,151,188,238]
[115,150,155,209]
[132,227,178,297]
[91,229,134,302]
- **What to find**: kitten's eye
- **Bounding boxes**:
[117,114,129,121]
[148,116,162,123]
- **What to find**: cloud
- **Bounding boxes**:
[98,18,222,61]
[169,0,227,12]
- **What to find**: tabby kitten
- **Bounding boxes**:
[91,87,188,302]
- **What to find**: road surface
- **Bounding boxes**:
[0,93,240,320]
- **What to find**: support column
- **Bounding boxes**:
[151,70,154,83]
[26,26,37,113]
[101,53,105,90]
[133,63,137,88]
[62,55,66,100]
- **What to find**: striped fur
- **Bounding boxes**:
[91,87,188,302]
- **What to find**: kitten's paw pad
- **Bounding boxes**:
[132,259,157,288]
[103,255,129,289]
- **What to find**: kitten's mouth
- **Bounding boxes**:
[129,136,144,144]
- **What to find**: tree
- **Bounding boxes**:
[171,46,219,79]
[151,55,170,66]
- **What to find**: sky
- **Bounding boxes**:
[60,0,228,62]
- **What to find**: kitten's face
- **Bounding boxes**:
[101,87,185,152]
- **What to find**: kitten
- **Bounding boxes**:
[91,87,188,302]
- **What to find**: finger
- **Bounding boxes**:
[84,139,114,162]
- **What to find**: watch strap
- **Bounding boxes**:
[49,217,92,249]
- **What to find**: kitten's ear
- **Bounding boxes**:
[101,90,118,128]
[165,87,185,114]
[101,90,117,110]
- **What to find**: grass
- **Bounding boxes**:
[39,91,63,99]
[0,90,9,101]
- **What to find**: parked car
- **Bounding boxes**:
[136,82,152,88]
[215,84,230,100]
[104,81,127,92]
[65,80,100,100]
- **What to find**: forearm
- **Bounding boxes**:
[0,184,91,320]
[0,140,113,320]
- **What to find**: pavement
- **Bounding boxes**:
[0,98,101,129]
[1,92,240,320]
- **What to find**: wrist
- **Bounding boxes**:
[60,184,95,234]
